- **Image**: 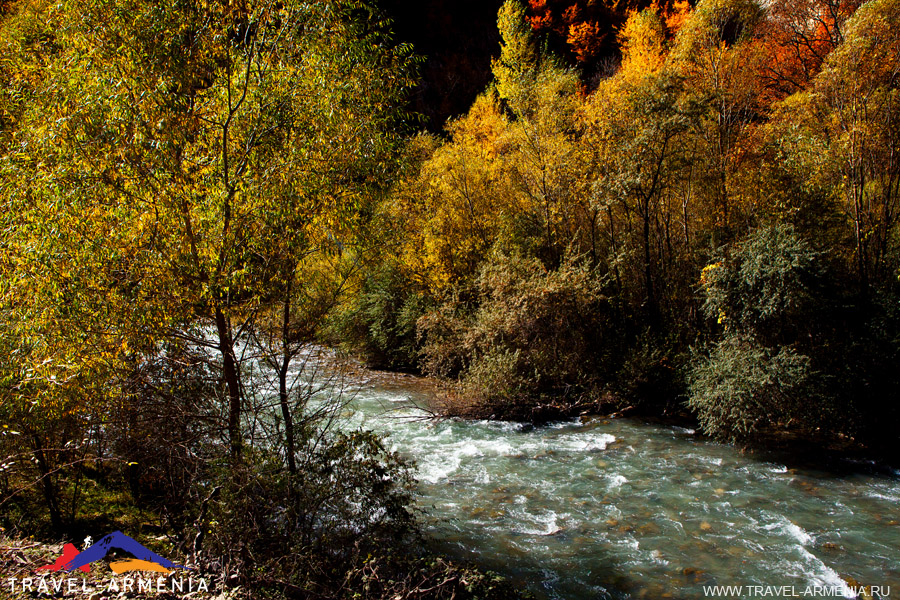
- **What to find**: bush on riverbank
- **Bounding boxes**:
[419,253,618,420]
[0,370,523,600]
[688,335,814,442]
[687,226,823,442]
[334,262,432,372]
[686,225,900,449]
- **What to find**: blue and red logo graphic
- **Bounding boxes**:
[37,531,186,575]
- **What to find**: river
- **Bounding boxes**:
[330,368,900,600]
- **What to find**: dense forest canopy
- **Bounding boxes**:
[343,0,900,450]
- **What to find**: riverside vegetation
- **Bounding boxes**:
[340,0,900,457]
[1,0,899,598]
[0,0,519,597]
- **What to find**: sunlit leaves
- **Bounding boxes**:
[0,0,415,462]
[770,0,900,284]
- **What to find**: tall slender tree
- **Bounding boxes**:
[0,0,415,480]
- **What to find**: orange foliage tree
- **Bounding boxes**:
[754,0,863,102]
[526,0,690,76]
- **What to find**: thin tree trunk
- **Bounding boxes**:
[279,289,296,480]
[32,438,62,530]
[215,306,242,460]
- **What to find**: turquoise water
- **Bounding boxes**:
[341,371,900,600]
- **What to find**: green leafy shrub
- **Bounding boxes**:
[687,335,812,442]
[420,253,620,419]
[336,262,431,371]
[689,225,823,442]
[700,224,821,344]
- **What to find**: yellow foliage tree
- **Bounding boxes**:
[0,0,414,526]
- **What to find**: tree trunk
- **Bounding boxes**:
[32,438,62,531]
[279,294,297,481]
[215,306,242,461]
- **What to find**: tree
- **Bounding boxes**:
[494,0,589,266]
[387,0,589,291]
[0,0,414,488]
[689,225,821,442]
[405,94,514,287]
[809,0,900,288]
[582,9,693,325]
[671,0,766,244]
[755,0,862,102]
[524,0,685,76]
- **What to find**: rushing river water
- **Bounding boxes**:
[332,370,900,600]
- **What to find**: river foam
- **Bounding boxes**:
[339,378,900,600]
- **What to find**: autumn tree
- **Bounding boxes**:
[384,0,589,291]
[525,0,682,76]
[582,7,694,325]
[671,0,766,244]
[805,0,900,288]
[493,0,590,266]
[335,0,900,452]
[398,96,514,288]
[0,0,415,508]
[755,0,863,102]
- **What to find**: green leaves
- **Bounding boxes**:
[688,334,812,442]
[0,0,415,485]
[701,225,820,337]
[691,226,823,442]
